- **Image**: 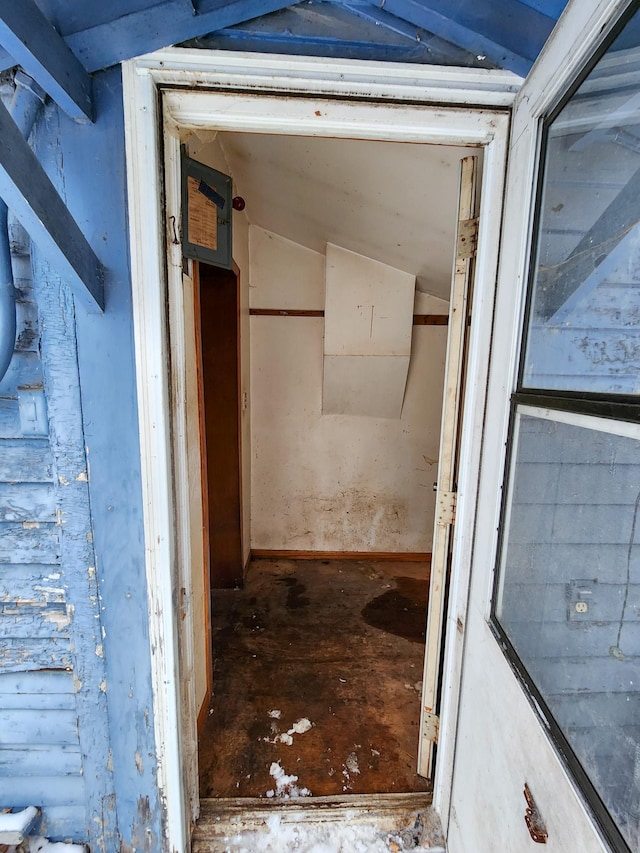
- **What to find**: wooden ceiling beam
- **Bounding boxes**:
[0,97,104,311]
[64,0,295,73]
[0,0,93,120]
[359,0,554,76]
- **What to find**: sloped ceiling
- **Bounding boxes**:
[212,131,478,300]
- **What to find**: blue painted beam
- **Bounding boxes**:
[0,45,14,72]
[0,99,103,312]
[339,3,495,66]
[359,0,554,75]
[193,29,436,61]
[64,0,295,72]
[0,0,93,121]
[517,0,567,18]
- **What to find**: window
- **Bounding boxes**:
[492,7,640,851]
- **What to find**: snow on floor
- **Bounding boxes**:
[221,814,446,853]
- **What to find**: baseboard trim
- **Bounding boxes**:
[250,549,431,562]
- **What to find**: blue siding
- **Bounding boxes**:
[0,139,121,846]
[36,66,163,851]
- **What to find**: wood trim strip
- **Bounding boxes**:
[413,314,449,325]
[250,308,325,317]
[250,309,449,325]
[250,549,431,562]
[192,262,214,731]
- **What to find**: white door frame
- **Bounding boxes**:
[122,50,514,852]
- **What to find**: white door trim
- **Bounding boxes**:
[122,50,512,852]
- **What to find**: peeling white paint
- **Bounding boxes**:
[95,644,104,657]
[44,609,72,630]
[58,475,69,486]
[76,471,88,482]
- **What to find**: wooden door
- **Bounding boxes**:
[418,156,478,778]
[197,261,243,589]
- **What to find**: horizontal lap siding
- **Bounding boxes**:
[500,416,640,749]
[0,230,86,841]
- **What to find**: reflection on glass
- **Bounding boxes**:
[497,412,640,849]
[523,8,640,394]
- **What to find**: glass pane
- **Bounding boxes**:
[523,8,640,394]
[496,411,640,849]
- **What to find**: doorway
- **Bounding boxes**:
[124,57,510,851]
[191,132,477,802]
[197,262,243,590]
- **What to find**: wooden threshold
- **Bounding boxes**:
[250,549,431,562]
[193,793,444,852]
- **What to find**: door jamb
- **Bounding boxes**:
[122,51,513,852]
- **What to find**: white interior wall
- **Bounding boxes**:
[250,226,448,553]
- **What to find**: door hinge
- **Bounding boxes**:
[437,490,457,526]
[422,710,439,743]
[456,217,478,259]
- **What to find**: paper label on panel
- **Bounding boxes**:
[187,176,218,251]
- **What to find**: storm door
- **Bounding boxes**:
[492,8,640,850]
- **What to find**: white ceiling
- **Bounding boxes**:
[218,132,481,301]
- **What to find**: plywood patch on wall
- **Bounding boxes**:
[322,245,415,418]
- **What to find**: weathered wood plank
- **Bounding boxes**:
[0,439,52,483]
[513,459,640,505]
[0,396,23,439]
[0,743,81,774]
[550,692,640,729]
[0,482,56,521]
[0,774,84,806]
[0,707,78,745]
[0,0,93,120]
[0,522,60,564]
[535,656,640,695]
[0,350,44,395]
[0,98,103,311]
[506,542,636,585]
[0,636,71,672]
[0,689,75,710]
[0,564,65,604]
[38,806,86,842]
[502,582,640,624]
[15,299,39,353]
[508,503,638,546]
[0,603,71,638]
[0,669,74,694]
[65,0,294,72]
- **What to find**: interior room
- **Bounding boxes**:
[183,129,482,800]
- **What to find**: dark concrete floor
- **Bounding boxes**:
[198,557,432,799]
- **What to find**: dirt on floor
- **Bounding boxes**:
[198,557,432,799]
